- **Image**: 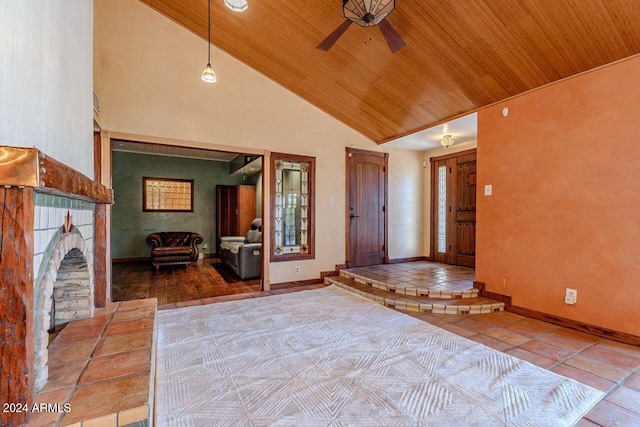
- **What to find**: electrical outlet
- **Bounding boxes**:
[294,266,301,274]
[202,243,208,249]
[565,288,577,305]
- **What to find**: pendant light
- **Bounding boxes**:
[201,0,217,83]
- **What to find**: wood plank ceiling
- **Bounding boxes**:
[139,0,640,143]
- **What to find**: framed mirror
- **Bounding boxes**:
[270,152,315,261]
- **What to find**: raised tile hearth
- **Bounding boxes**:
[27,299,156,427]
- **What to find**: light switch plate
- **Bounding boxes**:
[484,185,492,196]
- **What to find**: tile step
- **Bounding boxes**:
[326,276,504,315]
[339,270,479,299]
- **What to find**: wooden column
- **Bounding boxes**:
[93,203,108,307]
[0,187,35,427]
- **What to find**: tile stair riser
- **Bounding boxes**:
[339,271,479,300]
[419,303,433,312]
[325,278,504,315]
[406,301,420,311]
[370,281,384,290]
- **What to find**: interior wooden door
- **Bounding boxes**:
[216,186,234,255]
[431,149,476,267]
[236,185,257,235]
[346,148,388,267]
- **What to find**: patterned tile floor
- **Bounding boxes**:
[411,311,640,426]
[341,262,640,425]
[160,283,640,425]
[114,260,640,425]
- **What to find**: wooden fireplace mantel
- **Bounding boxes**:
[0,146,113,204]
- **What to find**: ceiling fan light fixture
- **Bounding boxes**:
[343,0,395,27]
[362,12,376,24]
[441,135,455,148]
[225,0,248,12]
[318,0,405,53]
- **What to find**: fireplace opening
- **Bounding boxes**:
[34,233,94,392]
[51,248,92,326]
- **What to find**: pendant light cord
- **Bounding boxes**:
[207,0,211,63]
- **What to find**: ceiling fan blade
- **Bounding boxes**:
[378,19,406,53]
[317,19,353,51]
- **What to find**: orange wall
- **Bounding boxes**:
[476,56,640,337]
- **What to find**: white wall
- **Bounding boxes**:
[388,148,424,259]
[0,1,94,178]
[98,0,424,283]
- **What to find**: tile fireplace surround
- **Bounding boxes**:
[0,146,113,426]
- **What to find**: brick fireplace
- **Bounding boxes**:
[32,198,96,393]
[0,146,112,426]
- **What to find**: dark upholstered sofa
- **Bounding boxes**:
[146,232,203,270]
[219,218,262,279]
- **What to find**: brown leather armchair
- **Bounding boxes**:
[146,232,203,270]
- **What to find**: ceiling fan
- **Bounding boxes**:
[317,0,406,53]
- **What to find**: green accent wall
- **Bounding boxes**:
[111,151,259,259]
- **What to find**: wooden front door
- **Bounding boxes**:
[431,149,477,267]
[346,148,388,267]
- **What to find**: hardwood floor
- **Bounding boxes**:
[112,258,261,306]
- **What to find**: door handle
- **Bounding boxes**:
[350,214,359,219]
